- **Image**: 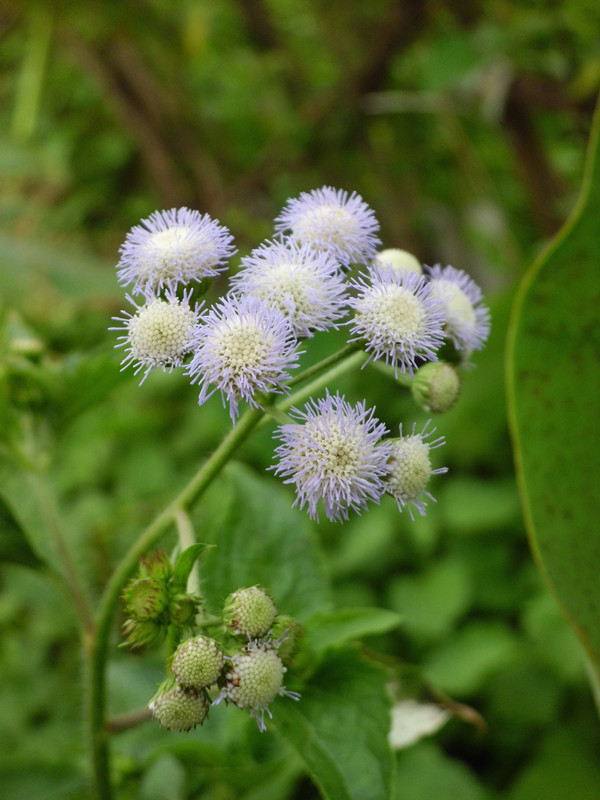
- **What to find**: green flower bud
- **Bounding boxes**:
[224,586,278,639]
[216,641,300,731]
[149,684,209,732]
[169,594,201,627]
[373,248,422,275]
[122,616,164,648]
[139,548,173,581]
[123,577,168,621]
[172,636,225,689]
[270,615,302,666]
[411,361,461,414]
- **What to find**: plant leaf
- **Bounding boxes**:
[507,96,600,680]
[195,462,330,620]
[0,492,44,568]
[303,607,403,655]
[172,543,212,592]
[274,647,394,800]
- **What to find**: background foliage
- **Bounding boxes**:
[1,1,600,798]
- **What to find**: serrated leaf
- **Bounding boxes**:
[507,96,600,684]
[304,607,403,655]
[274,648,394,800]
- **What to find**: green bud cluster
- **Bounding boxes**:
[121,549,201,648]
[142,578,303,733]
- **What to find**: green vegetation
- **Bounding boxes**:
[1,2,599,798]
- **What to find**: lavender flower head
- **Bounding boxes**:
[274,186,381,268]
[116,207,236,294]
[187,294,301,423]
[231,239,348,337]
[272,391,392,522]
[111,289,201,384]
[348,265,445,377]
[384,420,447,520]
[426,264,491,353]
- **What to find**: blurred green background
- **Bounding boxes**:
[1,1,600,798]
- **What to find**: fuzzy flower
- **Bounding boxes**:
[231,239,348,337]
[425,264,490,353]
[384,420,447,520]
[272,391,392,522]
[187,295,301,423]
[111,289,201,384]
[348,266,445,377]
[213,640,300,732]
[274,186,380,267]
[116,207,236,294]
[374,248,423,275]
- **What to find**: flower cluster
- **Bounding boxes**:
[147,584,301,733]
[112,187,491,521]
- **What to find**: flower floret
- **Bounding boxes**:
[348,265,445,377]
[231,238,348,337]
[274,186,381,267]
[272,391,392,522]
[187,294,301,423]
[116,207,235,293]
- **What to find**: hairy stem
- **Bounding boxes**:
[88,404,265,800]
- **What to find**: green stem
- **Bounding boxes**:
[175,510,199,594]
[276,350,368,416]
[287,342,360,388]
[87,404,265,800]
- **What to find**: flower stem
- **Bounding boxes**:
[287,342,360,388]
[87,404,265,800]
[276,349,368,415]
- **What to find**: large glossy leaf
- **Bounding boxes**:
[274,647,394,800]
[507,97,600,681]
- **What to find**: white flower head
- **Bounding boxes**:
[274,186,381,267]
[111,289,201,384]
[231,238,348,337]
[384,420,447,520]
[187,294,301,423]
[426,264,490,353]
[272,391,392,522]
[348,266,445,377]
[117,207,236,294]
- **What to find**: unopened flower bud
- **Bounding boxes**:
[123,577,168,621]
[224,586,278,638]
[172,636,225,689]
[384,421,447,520]
[374,248,422,275]
[149,684,209,732]
[169,594,200,627]
[411,361,461,414]
[139,549,173,581]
